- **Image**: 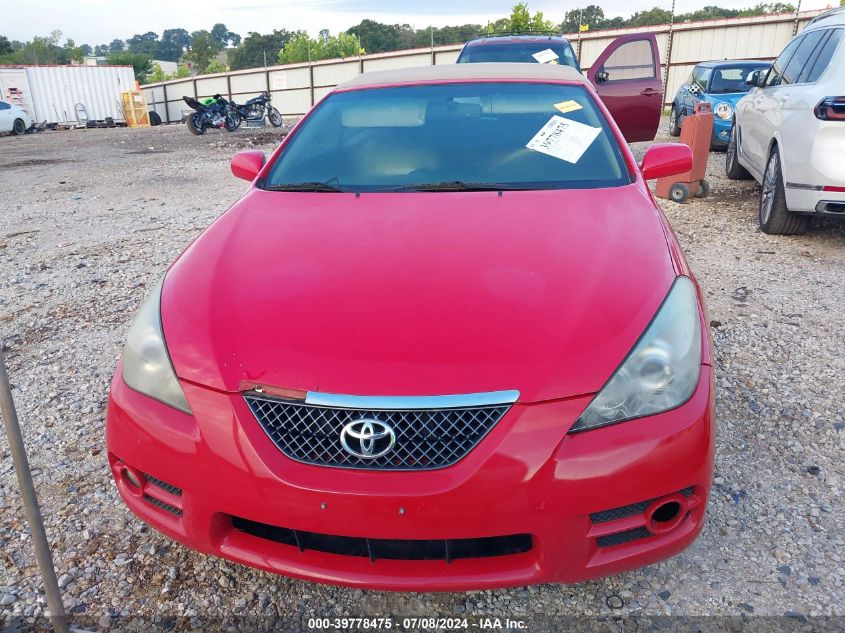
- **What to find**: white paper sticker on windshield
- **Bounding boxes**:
[532,48,559,64]
[526,116,601,164]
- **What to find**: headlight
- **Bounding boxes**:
[569,277,701,433]
[122,277,192,414]
[713,102,733,120]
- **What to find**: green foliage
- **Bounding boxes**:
[485,3,554,34]
[157,28,190,62]
[627,7,673,26]
[126,31,159,57]
[210,23,241,48]
[229,29,300,70]
[184,31,220,73]
[146,63,167,84]
[106,51,153,82]
[0,35,11,56]
[204,59,227,74]
[278,31,364,64]
[64,38,85,63]
[560,1,797,32]
[347,19,414,53]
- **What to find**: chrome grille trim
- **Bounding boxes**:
[304,390,520,409]
[245,391,517,471]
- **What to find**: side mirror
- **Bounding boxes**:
[639,143,693,180]
[231,150,265,181]
[746,69,765,87]
[595,71,610,83]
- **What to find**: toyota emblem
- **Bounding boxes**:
[340,419,396,459]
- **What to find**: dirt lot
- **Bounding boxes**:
[1,121,844,631]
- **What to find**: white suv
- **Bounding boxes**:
[727,8,845,234]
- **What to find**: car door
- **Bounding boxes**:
[587,33,663,142]
[0,101,13,133]
[741,35,804,172]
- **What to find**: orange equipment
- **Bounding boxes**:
[121,91,150,128]
[656,101,713,203]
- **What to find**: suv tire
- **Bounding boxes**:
[759,148,808,235]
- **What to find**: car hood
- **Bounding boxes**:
[704,92,748,106]
[162,186,677,402]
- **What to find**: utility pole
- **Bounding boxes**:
[663,0,677,109]
[0,348,69,633]
[793,0,803,36]
[430,26,435,65]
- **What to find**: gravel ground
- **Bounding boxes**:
[1,120,843,632]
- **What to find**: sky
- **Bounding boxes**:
[1,0,834,45]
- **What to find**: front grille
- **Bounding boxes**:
[144,474,182,496]
[244,395,511,470]
[143,494,183,517]
[596,527,653,548]
[231,516,532,563]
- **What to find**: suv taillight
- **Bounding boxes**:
[815,97,845,120]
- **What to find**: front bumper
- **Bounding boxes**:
[106,365,715,591]
[711,119,732,148]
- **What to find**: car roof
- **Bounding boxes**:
[464,34,570,46]
[696,60,770,68]
[806,6,845,27]
[337,63,588,92]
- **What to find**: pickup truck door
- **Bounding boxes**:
[587,33,663,142]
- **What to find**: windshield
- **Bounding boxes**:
[458,42,579,69]
[707,65,770,94]
[263,82,629,193]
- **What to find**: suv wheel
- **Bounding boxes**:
[12,118,27,135]
[759,148,808,235]
[725,126,751,180]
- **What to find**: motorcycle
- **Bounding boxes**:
[227,91,283,129]
[183,95,238,135]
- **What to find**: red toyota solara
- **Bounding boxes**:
[106,63,714,591]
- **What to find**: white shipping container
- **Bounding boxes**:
[0,65,136,125]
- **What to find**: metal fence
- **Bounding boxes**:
[141,9,823,121]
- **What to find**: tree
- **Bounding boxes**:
[63,38,85,63]
[0,36,12,56]
[278,31,364,64]
[126,31,159,57]
[485,3,553,34]
[109,39,125,53]
[158,28,191,62]
[228,29,299,70]
[146,63,168,83]
[347,20,403,53]
[107,51,153,82]
[627,7,673,26]
[210,23,241,49]
[184,30,219,73]
[204,58,227,74]
[13,31,68,64]
[562,6,605,32]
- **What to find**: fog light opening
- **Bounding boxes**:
[646,494,686,535]
[119,464,145,497]
[653,501,681,523]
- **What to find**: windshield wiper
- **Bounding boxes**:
[264,180,348,193]
[387,181,526,192]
